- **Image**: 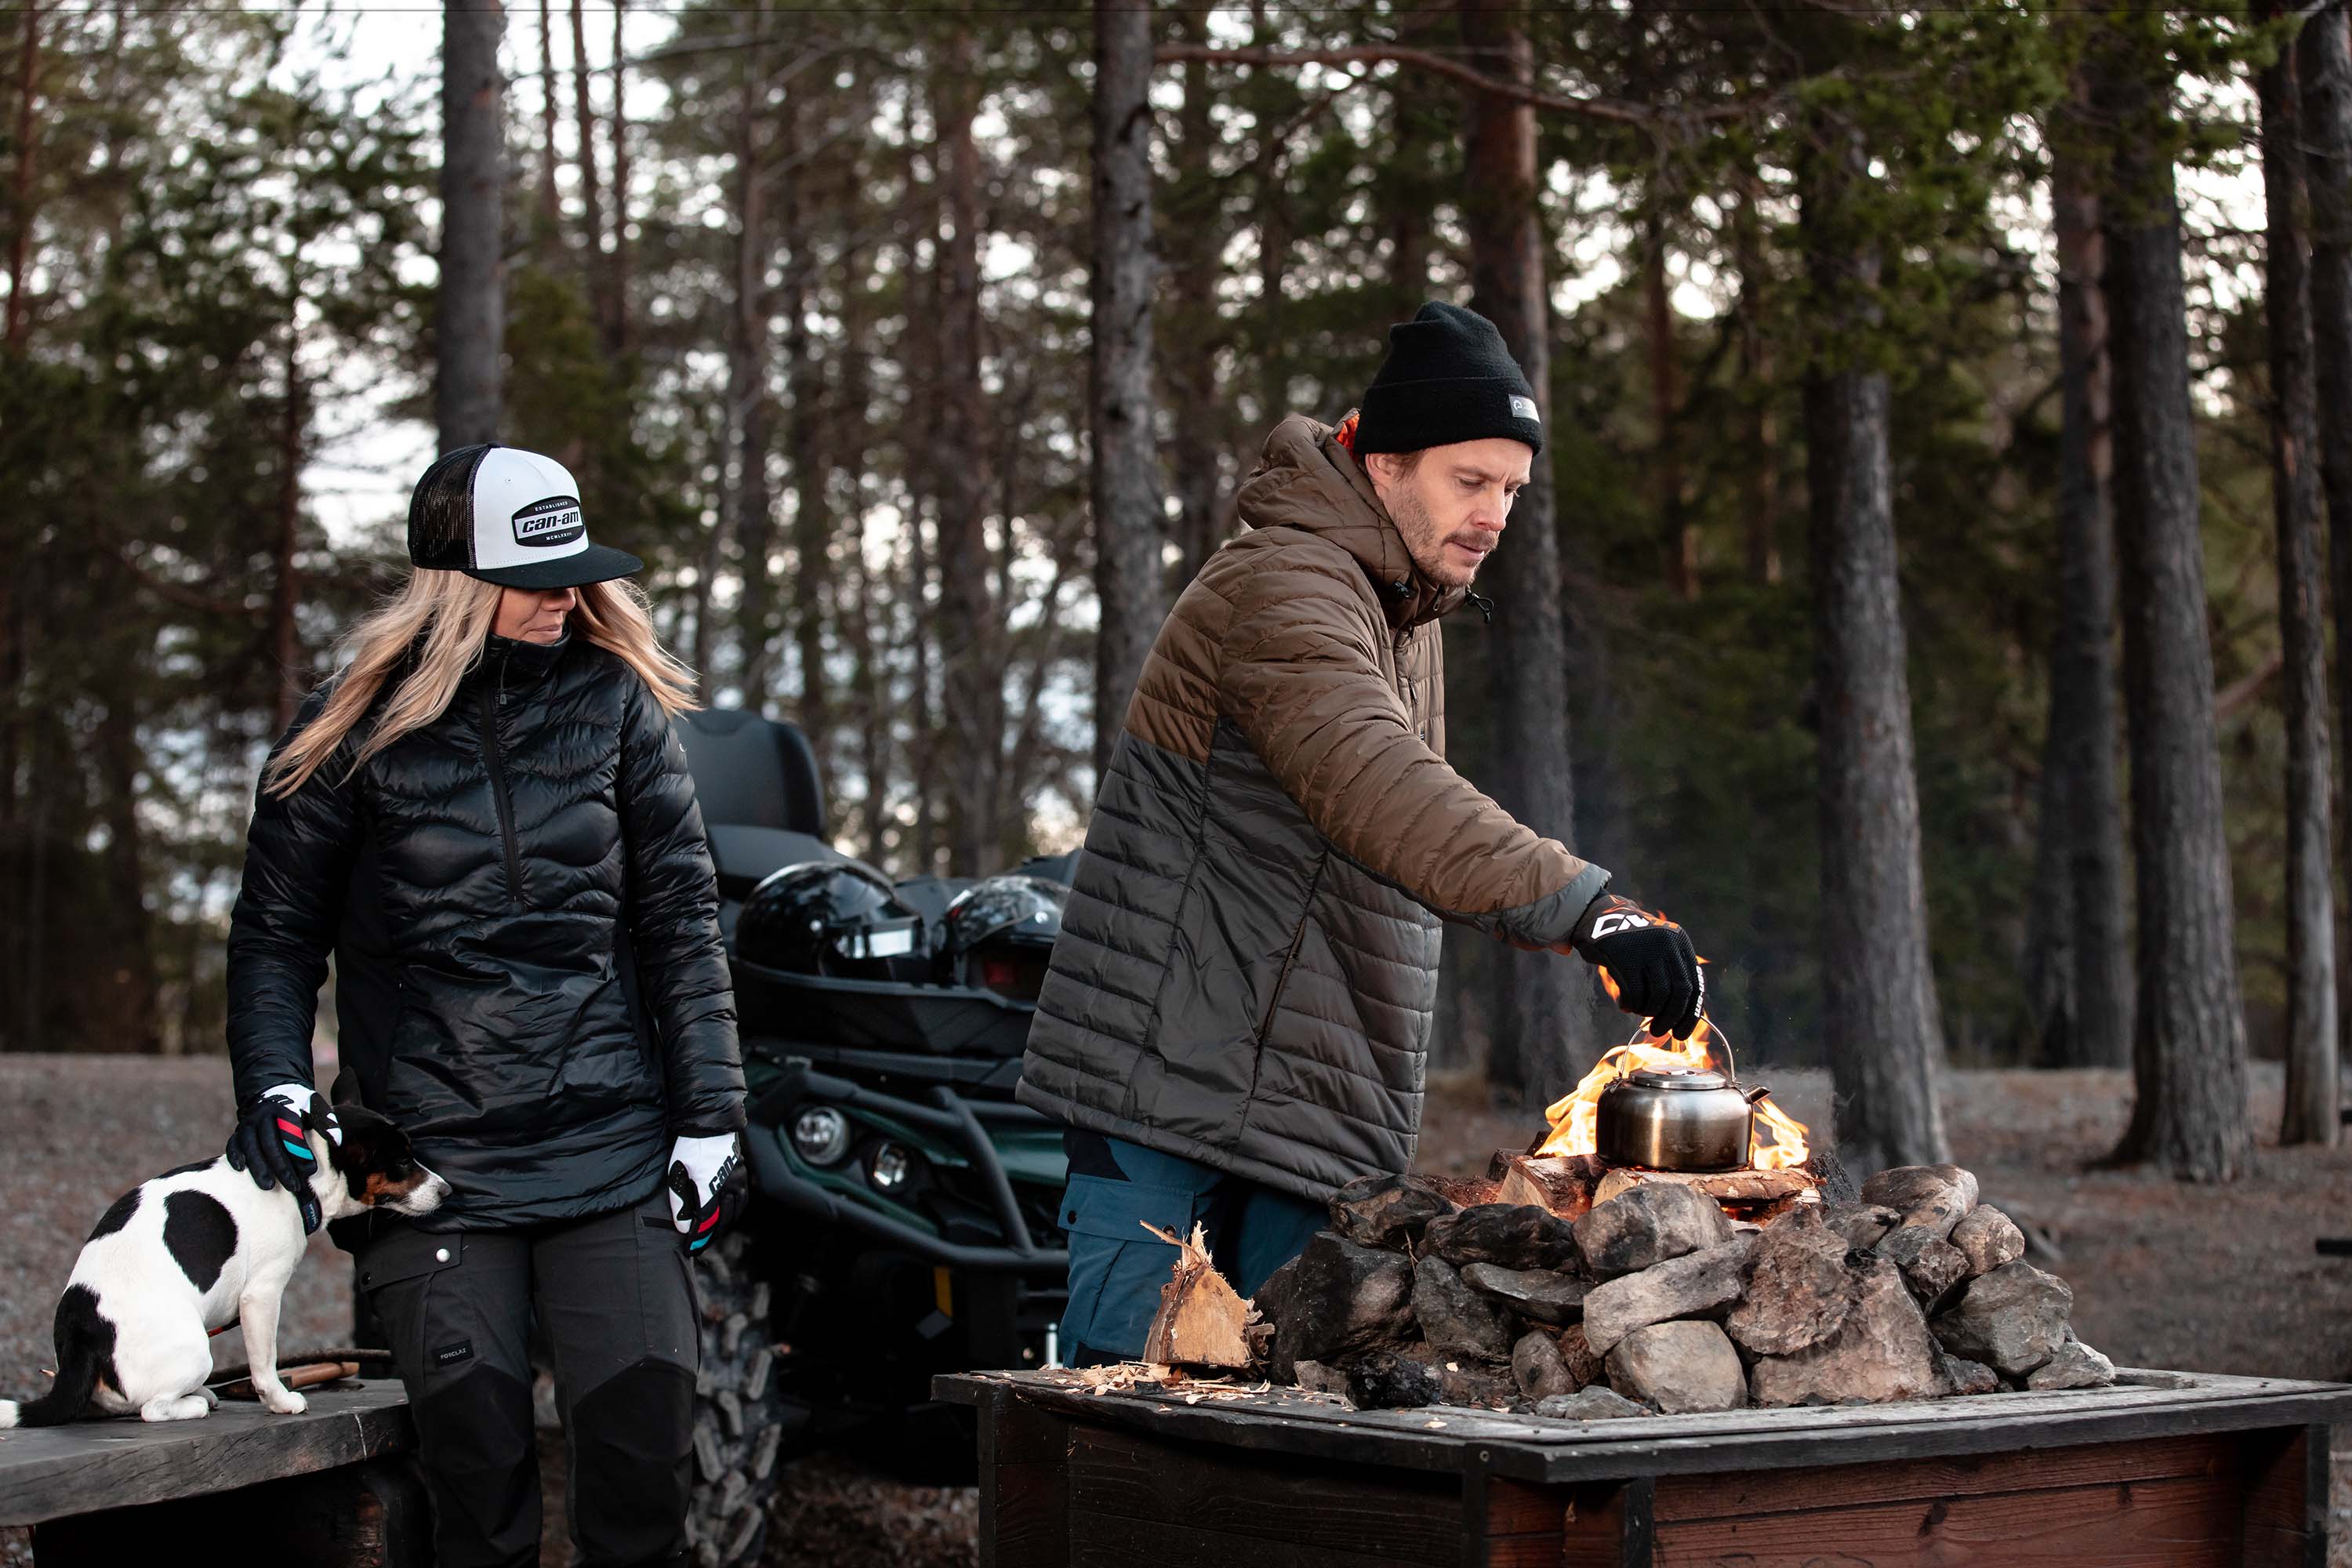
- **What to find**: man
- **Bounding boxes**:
[1019,302,1704,1364]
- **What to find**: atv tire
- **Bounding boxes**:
[686,1231,789,1567]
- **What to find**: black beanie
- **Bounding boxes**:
[1354,301,1544,457]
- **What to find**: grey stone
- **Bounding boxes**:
[2027,1336,2116,1391]
[1461,1262,1591,1326]
[1727,1207,1854,1356]
[1582,1235,1759,1356]
[1291,1359,1350,1397]
[1571,1183,1734,1280]
[1424,1203,1581,1272]
[1345,1351,1440,1410]
[1534,1386,1650,1421]
[1511,1329,1579,1400]
[1930,1259,2074,1377]
[1876,1225,1970,1308]
[1749,1256,1944,1406]
[1327,1173,1457,1250]
[1258,1232,1417,1378]
[1818,1202,1904,1252]
[1857,1164,1978,1242]
[1412,1253,1516,1362]
[1605,1319,1748,1414]
[1938,1355,2001,1396]
[1949,1204,2026,1277]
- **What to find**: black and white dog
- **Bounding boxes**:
[0,1102,448,1425]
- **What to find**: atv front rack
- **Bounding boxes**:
[742,1052,1069,1276]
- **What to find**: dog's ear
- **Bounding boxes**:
[328,1070,361,1108]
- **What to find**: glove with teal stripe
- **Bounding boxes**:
[226,1083,342,1235]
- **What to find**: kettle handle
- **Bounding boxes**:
[1623,1016,1737,1085]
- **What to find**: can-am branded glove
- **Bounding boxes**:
[225,1084,342,1234]
[1572,894,1704,1040]
[666,1133,745,1254]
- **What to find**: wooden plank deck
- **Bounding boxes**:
[0,1382,412,1527]
[936,1368,2352,1486]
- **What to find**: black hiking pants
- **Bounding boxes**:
[358,1188,701,1568]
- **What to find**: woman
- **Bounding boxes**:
[222,443,746,1568]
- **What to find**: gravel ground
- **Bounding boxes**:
[2,1053,2347,1565]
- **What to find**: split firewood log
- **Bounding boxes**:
[1592,1166,1816,1210]
[1488,1152,1606,1221]
[1140,1221,1259,1370]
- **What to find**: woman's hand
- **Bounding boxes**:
[666,1133,745,1253]
[225,1084,342,1232]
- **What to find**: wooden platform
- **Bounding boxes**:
[937,1368,2352,1566]
[0,1383,421,1566]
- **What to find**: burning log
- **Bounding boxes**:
[1588,1164,1818,1212]
[1139,1222,1259,1370]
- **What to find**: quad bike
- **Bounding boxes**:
[671,708,1072,1565]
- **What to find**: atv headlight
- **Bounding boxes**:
[868,1142,917,1194]
[791,1105,851,1167]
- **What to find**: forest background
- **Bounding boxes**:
[4,0,2347,1181]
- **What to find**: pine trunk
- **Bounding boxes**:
[568,0,612,342]
[1168,11,1225,586]
[1089,0,1170,781]
[437,1,504,450]
[536,0,560,241]
[2096,22,2255,1179]
[5,2,41,350]
[1733,172,1781,586]
[2262,13,2341,1147]
[1646,204,1693,600]
[605,0,628,354]
[1461,2,1586,1109]
[2300,0,2352,1118]
[937,36,996,877]
[271,322,304,731]
[1799,124,1951,1177]
[722,45,771,704]
[2028,93,2130,1069]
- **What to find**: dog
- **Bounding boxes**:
[0,1101,448,1425]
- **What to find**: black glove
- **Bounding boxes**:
[225,1085,332,1234]
[1573,893,1704,1040]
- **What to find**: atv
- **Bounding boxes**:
[672,707,1072,1564]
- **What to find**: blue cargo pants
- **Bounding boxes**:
[1054,1129,1327,1363]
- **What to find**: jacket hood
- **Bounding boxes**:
[1235,414,1465,628]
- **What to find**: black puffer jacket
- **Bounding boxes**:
[227,633,746,1229]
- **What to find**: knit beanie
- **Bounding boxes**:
[1353,301,1544,458]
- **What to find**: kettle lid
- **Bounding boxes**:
[1622,1067,1730,1091]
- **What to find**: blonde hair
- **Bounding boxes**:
[266,569,698,797]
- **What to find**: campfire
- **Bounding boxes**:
[1140,1026,2117,1420]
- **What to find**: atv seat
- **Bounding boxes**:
[677,707,840,899]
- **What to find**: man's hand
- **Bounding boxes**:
[1573,894,1704,1040]
[666,1134,745,1254]
[225,1084,341,1234]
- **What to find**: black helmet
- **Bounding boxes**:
[737,860,931,982]
[939,875,1066,1001]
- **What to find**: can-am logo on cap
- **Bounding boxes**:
[512,496,586,549]
[1509,394,1540,423]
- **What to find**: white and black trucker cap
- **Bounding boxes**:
[406,444,644,590]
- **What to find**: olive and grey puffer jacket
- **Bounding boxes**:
[227,632,745,1229]
[1019,416,1610,1203]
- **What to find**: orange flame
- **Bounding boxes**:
[1536,981,1810,1171]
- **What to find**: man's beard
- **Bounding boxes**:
[1392,486,1483,588]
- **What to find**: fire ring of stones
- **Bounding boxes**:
[1231,1155,2110,1414]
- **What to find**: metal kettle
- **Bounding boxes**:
[1593,1026,1770,1172]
